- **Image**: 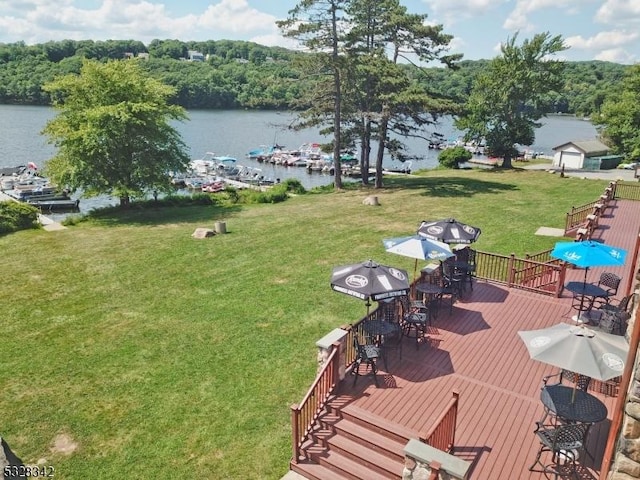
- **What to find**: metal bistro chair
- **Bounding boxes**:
[376,298,403,361]
[399,295,429,349]
[597,272,621,298]
[352,330,384,387]
[529,422,590,479]
[455,247,477,291]
[593,272,622,309]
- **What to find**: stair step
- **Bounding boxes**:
[328,434,403,478]
[318,450,395,480]
[333,419,406,461]
[290,460,352,480]
[341,404,420,444]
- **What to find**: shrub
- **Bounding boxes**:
[0,201,40,234]
[438,146,472,169]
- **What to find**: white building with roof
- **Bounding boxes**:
[552,139,622,170]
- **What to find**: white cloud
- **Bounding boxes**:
[566,30,639,64]
[595,48,636,64]
[503,0,586,31]
[566,30,639,50]
[0,0,281,44]
[425,0,508,23]
[596,0,640,26]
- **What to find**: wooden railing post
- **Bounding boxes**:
[625,231,640,298]
[507,254,516,287]
[291,404,300,464]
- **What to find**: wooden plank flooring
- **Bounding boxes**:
[335,198,640,480]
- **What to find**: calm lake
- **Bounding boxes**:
[0,105,597,213]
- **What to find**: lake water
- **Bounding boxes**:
[0,105,597,214]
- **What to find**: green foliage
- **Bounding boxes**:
[0,39,630,116]
[438,146,472,169]
[279,178,306,194]
[593,64,640,161]
[42,59,191,207]
[456,32,568,168]
[0,201,40,234]
[237,184,291,204]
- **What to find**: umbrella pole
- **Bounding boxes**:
[412,259,418,298]
[576,267,589,323]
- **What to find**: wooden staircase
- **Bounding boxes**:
[290,400,420,480]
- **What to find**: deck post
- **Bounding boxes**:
[624,231,640,298]
[290,403,300,464]
[507,254,516,287]
[599,304,640,479]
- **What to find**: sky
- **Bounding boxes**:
[0,0,638,64]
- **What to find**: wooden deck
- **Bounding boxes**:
[330,198,640,479]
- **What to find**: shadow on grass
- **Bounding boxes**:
[82,203,244,227]
[384,170,521,198]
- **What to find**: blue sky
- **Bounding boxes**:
[0,0,638,64]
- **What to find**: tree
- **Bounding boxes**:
[42,59,190,207]
[278,0,347,189]
[438,146,471,169]
[456,32,567,168]
[593,64,640,161]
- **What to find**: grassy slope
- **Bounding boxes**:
[0,169,607,479]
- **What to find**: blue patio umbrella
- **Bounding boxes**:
[551,240,627,320]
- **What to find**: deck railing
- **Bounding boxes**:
[613,182,640,201]
[420,391,460,453]
[290,341,341,464]
[475,251,565,296]
[525,249,554,263]
[565,201,599,234]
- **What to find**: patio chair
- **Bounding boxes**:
[376,298,403,361]
[529,422,590,478]
[442,259,465,297]
[596,301,631,336]
[352,331,384,387]
[399,295,429,349]
[597,272,621,297]
[455,247,477,291]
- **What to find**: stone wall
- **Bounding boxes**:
[609,288,640,480]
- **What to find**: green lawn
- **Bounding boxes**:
[0,169,608,479]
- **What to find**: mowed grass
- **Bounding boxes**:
[0,169,608,479]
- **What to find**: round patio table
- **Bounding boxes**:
[540,384,608,424]
[565,281,611,323]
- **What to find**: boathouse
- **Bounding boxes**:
[552,139,622,170]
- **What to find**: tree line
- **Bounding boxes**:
[0,38,629,116]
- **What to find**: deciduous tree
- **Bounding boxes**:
[593,64,640,161]
[42,59,190,207]
[456,32,567,168]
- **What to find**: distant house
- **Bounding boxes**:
[187,50,205,62]
[552,139,622,170]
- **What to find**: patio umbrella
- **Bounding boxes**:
[330,259,410,315]
[550,240,627,321]
[382,235,454,286]
[518,322,627,384]
[417,218,481,245]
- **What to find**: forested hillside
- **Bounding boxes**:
[0,38,629,116]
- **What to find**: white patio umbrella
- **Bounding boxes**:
[382,235,454,286]
[518,322,628,400]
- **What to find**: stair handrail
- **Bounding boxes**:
[290,340,341,464]
[420,390,460,453]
